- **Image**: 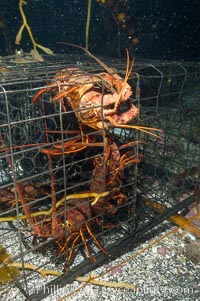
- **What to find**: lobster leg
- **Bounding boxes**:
[85,223,109,257]
[105,116,163,139]
[39,139,88,155]
[80,227,96,263]
[57,232,77,256]
[66,232,81,265]
[32,83,59,104]
[52,86,78,102]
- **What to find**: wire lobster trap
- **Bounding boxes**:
[136,61,200,232]
[0,52,199,300]
[0,52,141,300]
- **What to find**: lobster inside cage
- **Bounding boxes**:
[0,129,140,269]
[32,43,162,139]
[0,44,163,272]
[0,44,200,301]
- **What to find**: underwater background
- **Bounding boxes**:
[0,0,199,60]
[0,2,200,300]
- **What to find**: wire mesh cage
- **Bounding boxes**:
[0,53,199,300]
[136,61,200,231]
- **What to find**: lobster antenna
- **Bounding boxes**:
[115,49,134,103]
[125,48,130,80]
[57,42,120,78]
[123,49,134,85]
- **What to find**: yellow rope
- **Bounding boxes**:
[15,0,53,55]
[7,262,62,278]
[0,191,109,222]
[76,276,138,291]
[0,245,62,283]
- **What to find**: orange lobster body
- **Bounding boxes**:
[90,137,140,217]
[33,67,138,131]
[33,43,162,141]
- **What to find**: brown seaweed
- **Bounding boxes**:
[0,245,19,284]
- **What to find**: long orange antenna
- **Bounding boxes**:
[123,49,134,85]
[57,42,120,78]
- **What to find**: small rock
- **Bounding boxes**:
[157,245,168,256]
[184,243,200,264]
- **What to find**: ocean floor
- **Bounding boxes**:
[1,220,200,301]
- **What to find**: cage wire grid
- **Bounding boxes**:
[0,54,199,300]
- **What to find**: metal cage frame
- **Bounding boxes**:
[0,54,199,300]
